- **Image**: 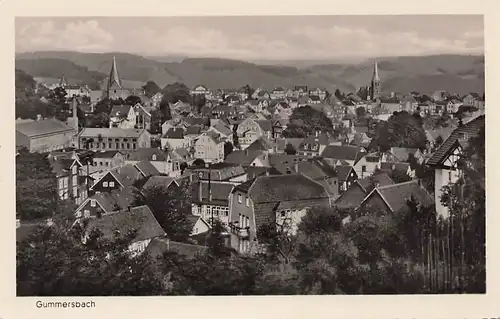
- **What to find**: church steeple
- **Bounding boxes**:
[370,60,381,100]
[59,73,68,88]
[107,56,122,90]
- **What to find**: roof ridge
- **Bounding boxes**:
[377,179,419,190]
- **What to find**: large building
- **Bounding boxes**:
[16,118,77,153]
[78,128,151,151]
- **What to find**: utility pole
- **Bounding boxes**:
[205,163,213,226]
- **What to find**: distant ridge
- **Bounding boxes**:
[15,51,484,95]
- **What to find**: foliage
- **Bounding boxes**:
[161,82,192,104]
[125,95,142,106]
[284,143,297,155]
[334,89,345,101]
[133,182,193,242]
[16,148,59,221]
[373,111,428,152]
[142,81,161,98]
[283,106,333,138]
[193,94,206,114]
[158,100,173,121]
[17,223,164,296]
[86,112,110,128]
[241,84,255,99]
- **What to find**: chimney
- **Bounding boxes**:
[265,169,270,176]
[72,97,79,131]
[36,114,42,121]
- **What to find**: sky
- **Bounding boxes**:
[15,16,484,61]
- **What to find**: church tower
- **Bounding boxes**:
[106,56,122,99]
[370,60,381,100]
[59,73,68,88]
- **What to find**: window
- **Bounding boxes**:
[73,186,78,197]
[121,143,125,149]
[58,178,64,189]
[115,143,119,149]
[281,211,286,217]
[72,175,77,186]
[126,143,130,149]
[108,143,112,148]
[90,199,96,207]
[362,165,366,173]
[239,214,243,226]
[102,143,106,149]
[109,181,115,187]
[238,194,242,203]
[72,165,77,174]
[132,143,137,149]
[106,162,109,166]
[63,178,68,188]
[245,197,250,207]
[84,210,90,218]
[246,216,249,228]
[103,182,109,187]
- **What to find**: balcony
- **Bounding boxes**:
[229,223,250,238]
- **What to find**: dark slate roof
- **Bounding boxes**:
[334,182,367,210]
[86,205,165,242]
[109,105,132,118]
[186,125,203,135]
[124,148,170,161]
[163,128,185,139]
[380,162,411,173]
[246,137,276,152]
[357,173,394,192]
[321,145,365,161]
[366,180,434,213]
[93,150,123,159]
[224,150,264,167]
[50,158,76,176]
[16,118,75,138]
[245,166,282,179]
[334,165,356,181]
[268,154,308,167]
[427,115,484,166]
[85,186,138,213]
[191,181,234,205]
[236,174,329,204]
[256,120,272,132]
[273,159,336,180]
[309,95,321,101]
[142,176,178,190]
[134,161,160,177]
[109,164,144,187]
[276,138,305,151]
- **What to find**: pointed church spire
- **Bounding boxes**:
[59,73,67,87]
[372,60,380,82]
[107,56,122,90]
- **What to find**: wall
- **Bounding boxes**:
[228,190,255,252]
[91,173,121,193]
[29,131,75,153]
[434,167,460,218]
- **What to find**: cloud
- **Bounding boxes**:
[16,20,114,52]
[16,18,484,59]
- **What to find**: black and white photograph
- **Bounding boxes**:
[14,14,485,296]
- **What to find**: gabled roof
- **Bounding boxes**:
[245,166,282,180]
[273,159,337,181]
[109,105,132,118]
[246,137,276,152]
[380,161,411,173]
[334,165,356,181]
[309,95,321,101]
[256,120,272,132]
[225,150,265,167]
[321,145,365,161]
[362,180,434,213]
[212,123,232,136]
[79,186,138,214]
[134,161,160,177]
[427,115,484,166]
[124,148,169,162]
[142,176,179,190]
[357,173,394,192]
[268,154,307,167]
[276,138,305,152]
[50,158,78,176]
[86,205,165,242]
[16,118,75,138]
[234,174,329,204]
[163,128,185,139]
[186,125,203,135]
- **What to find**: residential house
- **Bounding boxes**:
[276,138,304,154]
[124,148,182,177]
[50,157,91,205]
[186,215,212,236]
[270,87,286,100]
[379,98,402,114]
[109,105,136,129]
[225,149,270,168]
[272,118,289,139]
[426,115,484,217]
[16,118,77,153]
[356,180,434,217]
[246,137,277,154]
[273,158,340,201]
[245,166,282,180]
[226,95,241,106]
[256,90,271,100]
[193,131,225,164]
[382,147,424,164]
[78,128,151,151]
[320,145,366,167]
[335,173,394,210]
[298,132,335,157]
[353,153,381,179]
[191,85,211,99]
[90,90,103,105]
[294,85,309,97]
[236,118,272,150]
[91,150,127,174]
[161,128,189,150]
[309,88,327,100]
[141,175,179,191]
[82,205,166,256]
[228,174,330,254]
[208,123,234,144]
[191,181,235,226]
[307,95,321,105]
[132,103,152,130]
[89,163,155,194]
[432,90,449,102]
[65,85,91,100]
[462,93,484,109]
[74,186,137,219]
[380,162,414,179]
[446,99,463,114]
[334,165,359,193]
[400,95,418,113]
